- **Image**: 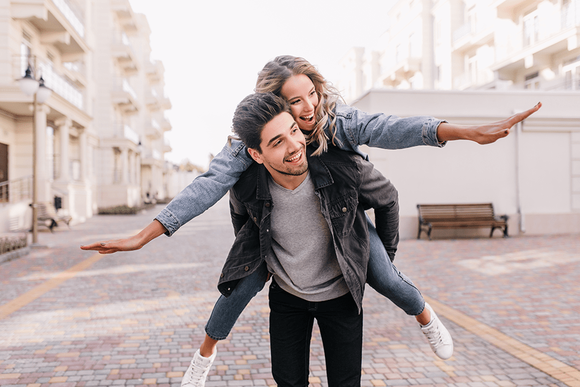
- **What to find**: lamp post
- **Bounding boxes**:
[19,57,52,245]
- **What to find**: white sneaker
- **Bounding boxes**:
[420,303,453,360]
[181,349,216,387]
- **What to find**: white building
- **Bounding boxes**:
[0,0,173,233]
[336,0,580,239]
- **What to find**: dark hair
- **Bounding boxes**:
[232,93,291,152]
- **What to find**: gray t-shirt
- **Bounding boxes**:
[266,173,349,302]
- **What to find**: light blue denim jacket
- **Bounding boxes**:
[155,104,445,236]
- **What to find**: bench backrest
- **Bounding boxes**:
[417,203,496,221]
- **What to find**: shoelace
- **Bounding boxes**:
[183,360,206,384]
[424,324,445,348]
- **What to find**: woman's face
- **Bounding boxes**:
[280,74,319,132]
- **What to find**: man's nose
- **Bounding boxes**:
[289,135,303,151]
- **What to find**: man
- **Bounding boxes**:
[218,92,400,386]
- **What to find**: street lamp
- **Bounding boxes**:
[19,60,52,246]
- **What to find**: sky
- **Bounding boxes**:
[128,0,397,168]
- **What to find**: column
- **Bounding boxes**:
[55,117,72,182]
[35,104,50,203]
[120,147,128,184]
[79,128,88,183]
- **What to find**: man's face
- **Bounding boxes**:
[248,112,308,189]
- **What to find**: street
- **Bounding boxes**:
[1,198,579,386]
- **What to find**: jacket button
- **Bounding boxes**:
[342,207,347,213]
[265,202,271,207]
[220,273,224,278]
[244,266,249,271]
[253,217,257,222]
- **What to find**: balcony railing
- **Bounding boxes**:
[52,0,85,38]
[562,1,580,29]
[122,79,137,100]
[113,122,139,144]
[0,176,32,204]
[13,55,84,109]
[39,61,83,109]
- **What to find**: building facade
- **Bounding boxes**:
[336,0,580,239]
[0,0,172,233]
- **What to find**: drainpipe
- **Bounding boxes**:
[515,118,525,234]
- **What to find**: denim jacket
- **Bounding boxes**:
[219,145,399,313]
[155,104,444,235]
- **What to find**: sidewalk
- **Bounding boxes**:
[0,198,579,386]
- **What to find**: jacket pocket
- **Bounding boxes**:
[328,194,359,237]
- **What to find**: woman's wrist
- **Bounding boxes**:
[437,123,476,143]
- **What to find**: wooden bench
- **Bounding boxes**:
[37,202,72,232]
[417,203,508,240]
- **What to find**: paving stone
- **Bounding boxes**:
[1,200,578,386]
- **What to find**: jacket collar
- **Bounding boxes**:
[254,145,334,201]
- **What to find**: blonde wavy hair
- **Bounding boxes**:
[255,55,342,156]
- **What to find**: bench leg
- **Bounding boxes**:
[503,225,508,238]
[427,225,432,241]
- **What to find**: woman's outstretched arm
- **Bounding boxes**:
[80,219,167,254]
[437,102,542,144]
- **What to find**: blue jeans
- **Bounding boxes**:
[269,281,362,387]
[204,217,425,339]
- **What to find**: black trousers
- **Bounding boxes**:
[268,281,363,387]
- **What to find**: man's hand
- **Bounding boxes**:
[437,102,542,144]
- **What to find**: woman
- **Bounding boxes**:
[81,56,541,386]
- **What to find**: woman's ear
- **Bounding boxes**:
[247,148,264,164]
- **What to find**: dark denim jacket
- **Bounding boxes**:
[217,145,399,313]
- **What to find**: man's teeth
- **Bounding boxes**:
[287,151,302,162]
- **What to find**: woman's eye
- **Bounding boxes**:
[290,100,300,105]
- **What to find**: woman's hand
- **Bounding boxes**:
[80,236,144,254]
[437,102,542,144]
[80,219,167,254]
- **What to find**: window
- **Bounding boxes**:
[563,59,580,90]
[20,41,32,77]
[524,71,540,89]
[523,10,540,46]
[466,54,478,84]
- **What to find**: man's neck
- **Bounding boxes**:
[271,172,308,191]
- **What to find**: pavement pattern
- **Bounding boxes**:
[0,198,579,387]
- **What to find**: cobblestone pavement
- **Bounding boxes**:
[1,198,579,386]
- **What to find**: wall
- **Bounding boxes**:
[353,88,580,239]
